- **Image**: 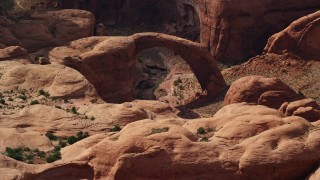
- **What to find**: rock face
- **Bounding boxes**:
[224,76,303,109]
[265,11,320,60]
[0,9,95,52]
[222,12,320,104]
[1,103,318,179]
[197,1,320,63]
[49,33,226,103]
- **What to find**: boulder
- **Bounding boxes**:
[279,99,320,122]
[224,76,302,109]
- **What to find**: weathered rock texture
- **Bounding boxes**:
[224,76,303,109]
[0,9,95,52]
[0,103,319,179]
[197,0,320,63]
[49,33,226,103]
[0,46,32,64]
[0,61,98,99]
[280,99,320,122]
[265,11,320,60]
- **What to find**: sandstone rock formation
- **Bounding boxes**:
[0,46,32,64]
[280,99,320,122]
[0,103,318,179]
[224,76,303,109]
[73,0,320,63]
[222,11,320,104]
[197,1,320,63]
[0,61,98,99]
[49,33,226,103]
[0,9,95,52]
[265,11,320,60]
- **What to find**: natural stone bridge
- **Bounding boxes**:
[49,32,226,103]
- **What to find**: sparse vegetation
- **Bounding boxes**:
[30,100,40,105]
[67,136,78,145]
[197,127,206,135]
[39,90,50,97]
[197,127,215,135]
[70,107,79,114]
[200,137,210,142]
[46,146,61,163]
[45,131,58,141]
[4,147,46,164]
[110,125,122,132]
[149,127,170,135]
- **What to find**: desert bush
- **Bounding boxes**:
[110,125,122,132]
[45,131,58,141]
[67,136,78,145]
[197,127,206,135]
[5,147,23,161]
[39,90,50,97]
[149,127,169,135]
[30,100,40,105]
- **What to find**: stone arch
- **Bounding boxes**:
[131,33,226,97]
[49,33,226,103]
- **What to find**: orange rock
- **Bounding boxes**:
[49,33,226,103]
[224,76,302,109]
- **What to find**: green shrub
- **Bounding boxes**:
[197,127,206,135]
[46,146,62,163]
[110,125,122,132]
[0,98,5,104]
[17,95,27,100]
[71,107,78,114]
[200,137,210,142]
[76,131,89,141]
[59,140,67,148]
[5,147,23,161]
[149,127,169,135]
[39,90,50,97]
[45,131,58,141]
[55,106,62,109]
[67,136,77,145]
[30,100,40,105]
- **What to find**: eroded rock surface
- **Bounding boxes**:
[224,76,303,109]
[280,99,320,122]
[0,103,318,179]
[0,61,98,99]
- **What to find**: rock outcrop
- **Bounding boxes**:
[0,61,98,99]
[49,33,226,103]
[0,46,32,64]
[264,11,320,60]
[0,103,318,179]
[224,76,303,109]
[0,9,95,52]
[280,99,320,122]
